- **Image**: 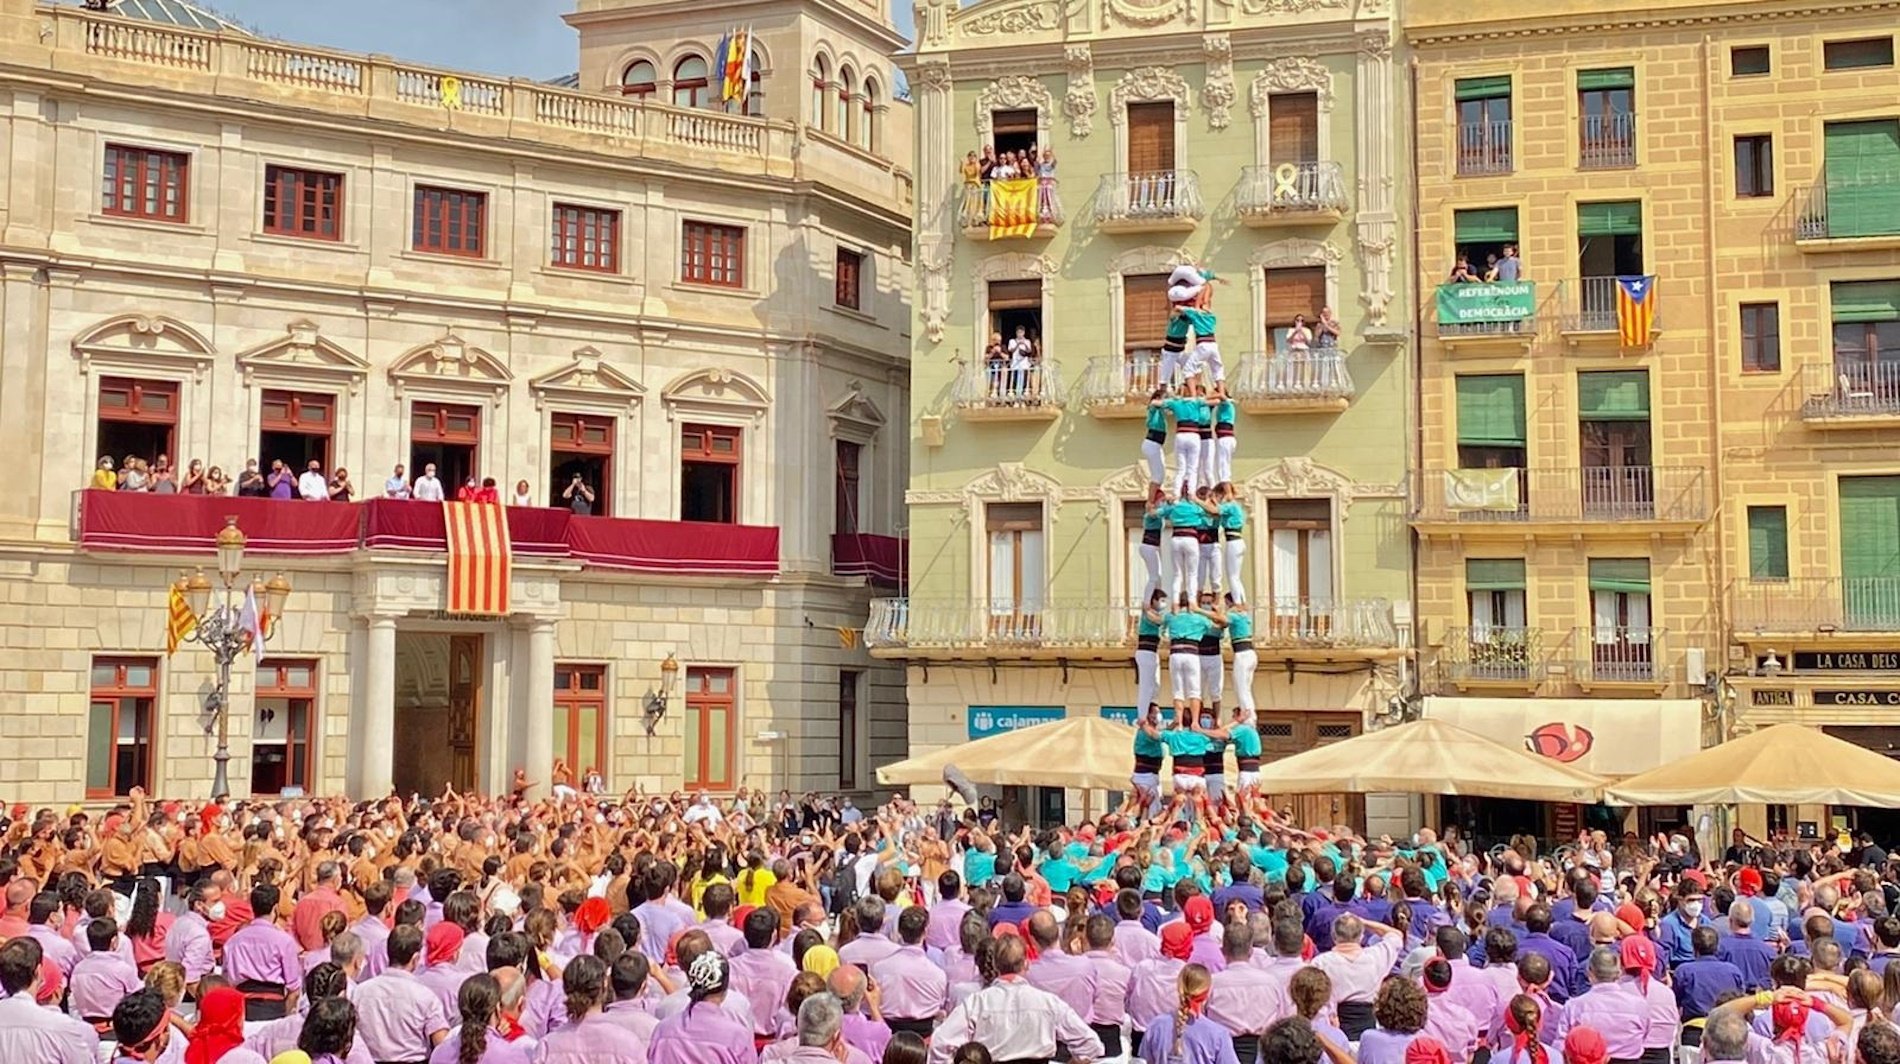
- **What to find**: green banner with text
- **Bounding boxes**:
[1436,281,1536,325]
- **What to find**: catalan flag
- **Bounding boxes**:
[717,26,752,104]
[988,177,1038,239]
[165,582,196,657]
[1615,275,1656,348]
[837,626,859,650]
[443,502,512,615]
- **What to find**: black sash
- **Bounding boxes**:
[1337,999,1376,1039]
[236,979,288,1021]
[1232,1034,1261,1064]
[1091,1023,1123,1057]
[887,1017,934,1038]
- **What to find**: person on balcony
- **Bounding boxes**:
[960,151,983,224]
[91,456,116,491]
[297,460,328,502]
[1316,307,1342,351]
[1036,148,1058,223]
[1286,315,1313,361]
[1006,326,1037,403]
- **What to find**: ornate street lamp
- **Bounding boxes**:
[176,516,292,798]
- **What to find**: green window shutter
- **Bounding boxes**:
[1823,120,1900,239]
[1455,76,1513,102]
[1578,67,1636,91]
[1830,280,1900,323]
[1840,477,1900,580]
[1577,200,1644,237]
[1455,374,1527,447]
[1577,370,1651,421]
[1453,207,1519,245]
[1466,558,1527,591]
[1587,558,1651,594]
[1746,506,1790,580]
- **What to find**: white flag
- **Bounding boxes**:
[239,584,267,662]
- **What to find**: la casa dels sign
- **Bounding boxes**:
[1787,651,1900,670]
[1754,650,1900,706]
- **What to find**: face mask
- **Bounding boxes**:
[1683,901,1704,920]
[207,902,227,921]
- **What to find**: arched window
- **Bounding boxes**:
[745,48,765,116]
[862,76,880,152]
[620,59,656,98]
[837,64,856,141]
[673,55,711,109]
[812,56,830,131]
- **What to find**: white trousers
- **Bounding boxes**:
[1136,648,1160,713]
[1138,542,1163,603]
[1141,438,1166,486]
[1195,340,1224,383]
[1199,542,1220,595]
[1232,647,1258,714]
[1169,535,1200,603]
[1170,649,1203,701]
[1214,435,1237,487]
[1201,652,1224,703]
[1222,538,1247,603]
[1199,432,1217,488]
[1173,431,1203,494]
[1158,345,1187,388]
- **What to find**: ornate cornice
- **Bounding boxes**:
[1109,67,1193,123]
[1404,1,1900,46]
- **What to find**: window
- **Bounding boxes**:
[862,78,880,152]
[413,186,486,257]
[835,439,861,535]
[1452,206,1519,273]
[1465,559,1528,653]
[554,665,608,785]
[1577,68,1636,169]
[681,423,741,523]
[684,666,736,791]
[988,279,1043,350]
[682,221,745,287]
[1741,302,1781,372]
[97,376,178,471]
[1840,476,1900,628]
[410,402,480,493]
[1123,273,1171,373]
[1748,506,1790,580]
[1825,37,1894,70]
[1578,370,1654,518]
[1820,120,1900,240]
[253,660,316,796]
[262,165,343,240]
[621,59,656,98]
[837,670,861,790]
[1126,101,1175,175]
[836,247,863,310]
[1455,77,1513,175]
[88,658,156,798]
[1577,200,1644,329]
[550,204,620,273]
[673,55,712,108]
[549,412,613,516]
[1587,558,1653,680]
[1267,92,1319,166]
[1734,135,1774,198]
[1731,45,1771,76]
[1264,266,1326,352]
[1267,499,1334,637]
[837,65,856,139]
[1455,375,1528,504]
[259,389,334,472]
[102,144,188,223]
[992,107,1038,157]
[812,56,831,131]
[986,502,1045,637]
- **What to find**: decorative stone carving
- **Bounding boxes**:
[1201,34,1234,131]
[528,345,646,413]
[235,320,370,393]
[1248,237,1341,270]
[975,76,1054,144]
[1109,67,1191,124]
[975,252,1059,280]
[1244,456,1356,507]
[388,328,513,401]
[1063,44,1096,138]
[916,61,952,92]
[1355,219,1397,328]
[918,238,952,345]
[659,366,771,422]
[1238,0,1346,12]
[965,461,1064,516]
[914,0,953,46]
[72,313,215,379]
[1357,28,1392,59]
[1249,57,1333,118]
[1091,463,1155,509]
[962,2,1059,35]
[827,382,887,438]
[1106,0,1189,28]
[1109,245,1191,274]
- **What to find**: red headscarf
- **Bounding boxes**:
[425,921,466,968]
[1505,998,1544,1064]
[1737,867,1764,897]
[1184,984,1211,1017]
[184,986,244,1064]
[1616,902,1647,934]
[1772,996,1813,1046]
[1183,896,1214,935]
[1405,1036,1453,1064]
[1563,1026,1610,1064]
[575,897,612,935]
[1618,934,1657,994]
[1019,918,1041,961]
[1160,921,1195,961]
[199,803,224,835]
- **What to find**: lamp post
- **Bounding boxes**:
[176,517,292,798]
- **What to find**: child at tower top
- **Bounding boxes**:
[1162,264,1224,388]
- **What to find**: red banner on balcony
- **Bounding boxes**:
[77,490,361,554]
[832,533,907,586]
[568,517,778,575]
[443,502,511,615]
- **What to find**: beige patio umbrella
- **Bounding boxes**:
[877,714,1141,791]
[1607,723,1900,807]
[1247,718,1608,802]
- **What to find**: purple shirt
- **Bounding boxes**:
[248,1014,376,1064]
[1114,920,1163,966]
[524,974,569,1039]
[354,967,452,1063]
[1442,957,1501,1040]
[1137,1012,1241,1064]
[1126,957,1186,1029]
[1422,996,1481,1059]
[352,916,392,981]
[29,924,77,978]
[418,962,467,1018]
[699,919,747,958]
[430,1029,532,1064]
[1553,983,1649,1061]
[68,949,142,1020]
[729,947,797,1035]
[837,935,900,970]
[635,903,692,965]
[1027,950,1098,1022]
[841,1011,890,1063]
[537,1011,651,1064]
[602,999,661,1048]
[1187,933,1226,973]
[926,900,971,952]
[1207,960,1290,1036]
[649,998,760,1064]
[1357,1028,1423,1064]
[164,912,215,984]
[225,918,302,988]
[872,944,949,1021]
[1083,950,1133,1026]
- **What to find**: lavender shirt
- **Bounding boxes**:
[430,1028,533,1064]
[729,948,797,1034]
[225,919,302,988]
[68,949,142,1020]
[649,999,760,1064]
[353,968,452,1063]
[1084,949,1133,1026]
[164,912,215,984]
[29,925,78,978]
[1357,1027,1424,1064]
[535,1011,650,1064]
[247,1013,376,1064]
[523,975,569,1039]
[1137,1012,1241,1064]
[837,935,901,970]
[926,900,971,952]
[353,916,392,981]
[1115,920,1163,966]
[872,945,949,1020]
[635,903,691,965]
[1027,951,1098,1022]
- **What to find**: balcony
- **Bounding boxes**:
[73,491,781,576]
[1579,113,1637,169]
[1441,626,1546,689]
[1562,276,1660,343]
[865,596,1401,660]
[1800,360,1900,427]
[1079,351,1164,418]
[1432,281,1548,352]
[1732,577,1900,636]
[1411,466,1710,535]
[1230,350,1354,414]
[1794,175,1900,250]
[832,533,907,587]
[1456,121,1513,176]
[1235,163,1349,227]
[1092,171,1204,233]
[953,359,1065,422]
[958,178,1064,239]
[1571,626,1669,688]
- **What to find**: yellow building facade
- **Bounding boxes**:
[1406,0,1900,841]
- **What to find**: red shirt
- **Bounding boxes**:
[211,897,253,951]
[291,886,347,952]
[474,486,500,503]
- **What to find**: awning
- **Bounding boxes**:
[876,715,1141,791]
[1244,718,1606,802]
[1607,723,1900,807]
[1422,696,1703,779]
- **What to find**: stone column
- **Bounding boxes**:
[523,619,556,801]
[359,615,397,797]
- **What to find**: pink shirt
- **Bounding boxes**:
[926,900,971,951]
[1313,930,1402,1005]
[224,919,302,988]
[649,999,760,1064]
[1421,996,1481,1059]
[871,944,949,1021]
[354,968,452,1063]
[1114,920,1162,966]
[1442,957,1501,1039]
[1207,959,1291,1036]
[1084,950,1133,1026]
[1126,957,1186,1030]
[1628,975,1680,1049]
[729,947,797,1035]
[536,1011,650,1064]
[837,935,900,970]
[29,924,78,978]
[602,999,661,1048]
[1027,950,1098,1022]
[352,916,392,981]
[430,1028,533,1064]
[1553,983,1649,1061]
[418,962,467,1018]
[699,920,747,958]
[841,1012,891,1063]
[68,949,142,1020]
[163,912,215,984]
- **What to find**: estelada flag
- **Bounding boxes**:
[988,178,1038,240]
[1615,275,1656,348]
[443,502,512,615]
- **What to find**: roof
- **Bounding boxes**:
[547,72,583,89]
[65,0,251,34]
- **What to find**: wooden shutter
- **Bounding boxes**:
[1746,506,1790,580]
[1127,102,1174,172]
[1263,266,1326,327]
[1123,274,1172,350]
[1268,92,1320,164]
[988,279,1042,310]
